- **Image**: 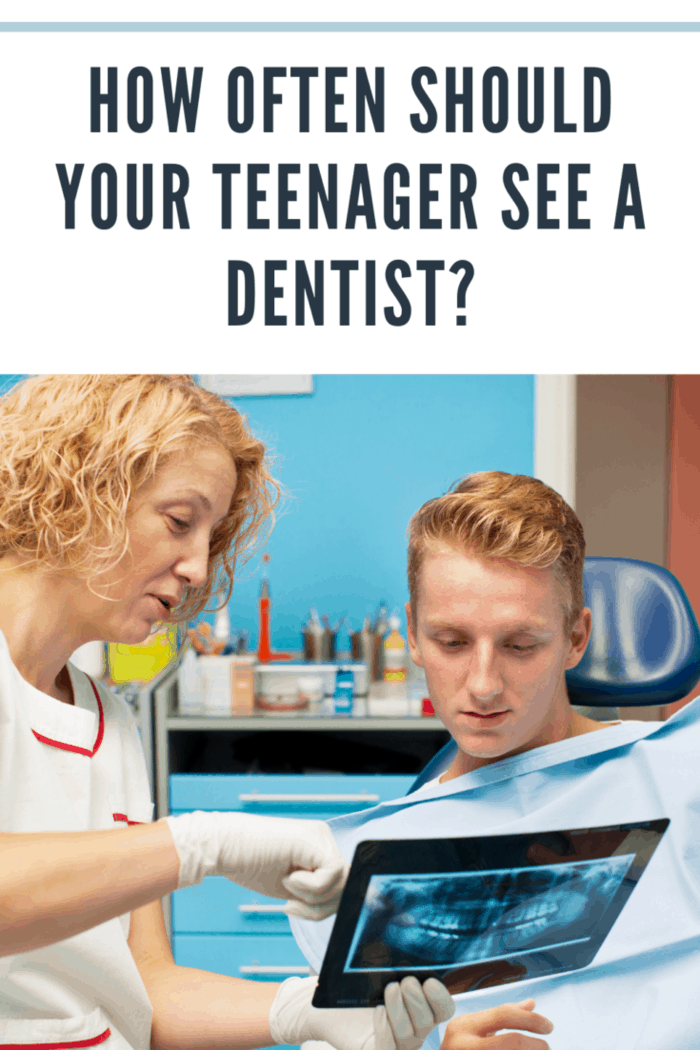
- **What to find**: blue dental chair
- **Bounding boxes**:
[408,557,700,793]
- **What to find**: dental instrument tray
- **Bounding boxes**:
[312,819,669,1007]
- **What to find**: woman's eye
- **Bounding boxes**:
[169,516,190,531]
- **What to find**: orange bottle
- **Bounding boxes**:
[258,567,273,662]
[257,554,291,662]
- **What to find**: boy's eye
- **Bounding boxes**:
[505,643,539,653]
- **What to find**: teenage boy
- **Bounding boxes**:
[291,472,700,1050]
[404,470,607,783]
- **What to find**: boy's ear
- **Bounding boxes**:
[405,601,424,667]
[564,607,592,671]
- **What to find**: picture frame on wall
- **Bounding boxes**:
[198,376,314,397]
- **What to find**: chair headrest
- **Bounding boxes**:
[566,558,700,707]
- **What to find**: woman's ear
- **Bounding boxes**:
[564,607,592,671]
[405,601,424,667]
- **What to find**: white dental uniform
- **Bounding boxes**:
[0,631,154,1050]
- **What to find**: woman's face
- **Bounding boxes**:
[77,443,237,644]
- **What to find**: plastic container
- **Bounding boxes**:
[199,655,235,716]
[302,607,324,662]
[231,655,256,716]
[256,663,365,701]
[334,668,354,717]
[350,618,373,691]
[256,672,308,713]
[298,675,324,708]
[371,603,390,680]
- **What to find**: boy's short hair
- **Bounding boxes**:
[0,374,279,620]
[407,471,586,631]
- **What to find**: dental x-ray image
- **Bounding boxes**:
[344,856,633,972]
[312,820,669,1008]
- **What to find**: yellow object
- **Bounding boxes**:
[108,625,178,684]
[383,615,407,684]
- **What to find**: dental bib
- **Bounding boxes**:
[291,701,700,1050]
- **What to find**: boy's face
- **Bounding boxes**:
[406,549,591,775]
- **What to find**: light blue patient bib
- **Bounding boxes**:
[290,700,700,1050]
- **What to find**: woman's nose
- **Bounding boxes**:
[175,535,210,589]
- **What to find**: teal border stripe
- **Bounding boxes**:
[0,21,699,32]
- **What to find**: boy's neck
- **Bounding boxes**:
[441,706,609,782]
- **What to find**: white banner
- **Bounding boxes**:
[0,4,696,371]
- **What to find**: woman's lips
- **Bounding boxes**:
[147,594,169,617]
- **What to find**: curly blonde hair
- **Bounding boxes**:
[407,471,586,631]
[0,375,279,620]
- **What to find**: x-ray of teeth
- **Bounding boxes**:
[344,855,634,972]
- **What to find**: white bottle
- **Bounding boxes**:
[178,647,203,716]
[213,598,231,650]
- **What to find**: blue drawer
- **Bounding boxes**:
[173,877,294,934]
[173,933,310,980]
[170,773,415,818]
[170,775,415,935]
[169,770,414,1050]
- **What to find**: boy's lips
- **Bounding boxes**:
[461,709,509,725]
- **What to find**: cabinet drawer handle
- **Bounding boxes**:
[238,793,380,803]
[239,965,311,975]
[238,904,288,913]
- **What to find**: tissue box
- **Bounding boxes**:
[198,655,255,717]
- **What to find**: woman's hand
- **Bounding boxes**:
[164,811,349,919]
[269,974,455,1050]
[440,999,553,1050]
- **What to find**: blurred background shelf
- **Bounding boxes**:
[137,659,449,822]
[168,716,445,730]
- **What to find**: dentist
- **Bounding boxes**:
[0,375,455,1050]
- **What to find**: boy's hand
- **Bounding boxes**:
[440,999,553,1050]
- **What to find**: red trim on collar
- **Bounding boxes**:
[0,1027,111,1049]
[31,677,105,758]
[112,813,144,826]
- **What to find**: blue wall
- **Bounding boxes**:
[0,375,27,394]
[225,375,534,648]
[0,374,535,650]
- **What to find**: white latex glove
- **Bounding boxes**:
[269,974,455,1050]
[163,811,349,920]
